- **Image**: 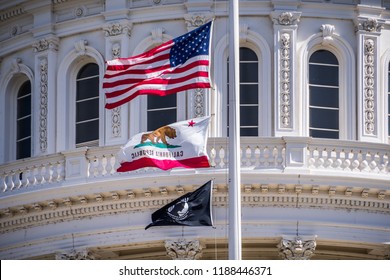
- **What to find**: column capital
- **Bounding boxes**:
[165,239,203,260]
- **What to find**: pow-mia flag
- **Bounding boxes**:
[145,180,213,230]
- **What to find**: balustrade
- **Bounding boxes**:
[0,138,389,197]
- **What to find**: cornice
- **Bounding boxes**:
[0,184,388,233]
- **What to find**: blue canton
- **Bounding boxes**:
[170,21,211,67]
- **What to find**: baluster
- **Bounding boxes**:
[263,147,270,167]
[351,149,360,171]
[218,147,225,168]
[259,145,265,167]
[368,152,379,172]
[308,146,316,167]
[52,161,59,182]
[209,147,216,167]
[89,157,97,177]
[359,149,369,171]
[245,146,252,167]
[7,173,15,190]
[35,165,44,184]
[105,154,113,175]
[44,164,52,183]
[97,155,104,176]
[332,148,342,170]
[14,171,22,189]
[20,168,29,187]
[0,175,6,192]
[277,145,285,168]
[342,149,352,170]
[254,146,260,168]
[59,160,66,181]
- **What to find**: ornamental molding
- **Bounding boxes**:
[321,24,335,46]
[0,184,388,233]
[193,88,205,117]
[278,236,317,260]
[39,57,48,153]
[280,32,291,128]
[32,37,60,53]
[271,11,301,26]
[0,6,25,22]
[74,40,88,56]
[363,38,376,135]
[240,23,249,43]
[103,22,132,37]
[151,27,165,45]
[355,17,384,33]
[112,43,121,59]
[165,239,203,260]
[10,58,22,73]
[112,107,121,137]
[184,13,213,31]
[55,248,99,260]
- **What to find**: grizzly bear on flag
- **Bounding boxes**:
[140,126,177,145]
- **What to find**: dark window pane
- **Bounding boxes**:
[310,86,339,108]
[240,63,258,83]
[76,120,99,144]
[17,117,31,139]
[240,85,258,104]
[240,106,258,126]
[17,138,31,159]
[309,50,338,65]
[241,127,258,136]
[17,95,31,118]
[388,116,390,135]
[18,82,31,98]
[77,63,99,79]
[147,108,176,131]
[240,48,257,61]
[309,64,339,86]
[310,108,339,130]
[76,99,99,122]
[77,78,99,100]
[147,94,176,110]
[310,129,339,139]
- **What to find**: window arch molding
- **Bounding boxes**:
[129,31,186,135]
[213,28,271,137]
[57,45,105,150]
[0,62,34,162]
[300,31,355,140]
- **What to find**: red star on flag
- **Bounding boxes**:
[188,120,196,127]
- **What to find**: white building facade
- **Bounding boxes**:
[0,0,389,259]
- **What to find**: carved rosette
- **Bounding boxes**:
[194,88,205,117]
[165,239,202,260]
[363,38,375,135]
[55,248,98,260]
[39,58,48,152]
[280,33,291,128]
[278,236,316,260]
[357,18,384,33]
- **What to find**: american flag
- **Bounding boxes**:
[103,21,213,109]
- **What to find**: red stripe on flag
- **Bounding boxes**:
[117,156,210,172]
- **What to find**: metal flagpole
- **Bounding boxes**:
[228,0,242,260]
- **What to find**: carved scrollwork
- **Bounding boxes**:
[363,39,375,135]
[278,236,316,260]
[55,248,98,260]
[39,57,48,152]
[280,33,291,128]
[165,239,202,260]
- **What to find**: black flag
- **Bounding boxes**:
[145,180,214,230]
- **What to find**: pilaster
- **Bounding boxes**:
[103,20,132,145]
[271,10,301,136]
[355,15,385,142]
[32,36,59,156]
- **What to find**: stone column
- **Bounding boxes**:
[165,239,203,260]
[271,11,301,137]
[355,14,385,142]
[278,236,316,260]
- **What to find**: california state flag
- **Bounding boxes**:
[117,116,211,172]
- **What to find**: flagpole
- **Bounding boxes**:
[228,0,242,260]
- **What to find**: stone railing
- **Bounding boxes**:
[0,137,389,197]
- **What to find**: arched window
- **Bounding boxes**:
[227,47,259,136]
[147,93,177,131]
[16,81,31,159]
[309,50,339,139]
[76,63,99,147]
